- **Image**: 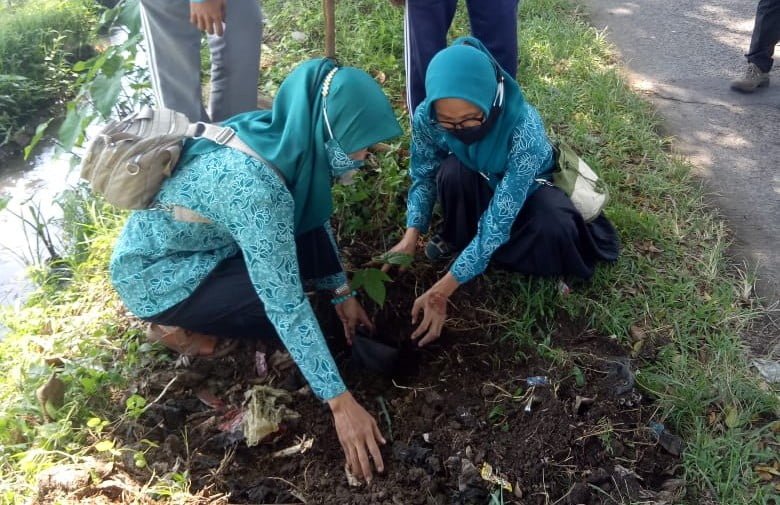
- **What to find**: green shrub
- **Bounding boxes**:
[0,0,97,144]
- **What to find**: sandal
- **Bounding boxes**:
[146,324,239,359]
[425,233,455,262]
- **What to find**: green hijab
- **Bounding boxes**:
[423,37,527,174]
[182,58,402,234]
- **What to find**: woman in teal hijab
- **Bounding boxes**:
[384,37,619,345]
[110,58,402,483]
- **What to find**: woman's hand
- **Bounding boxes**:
[411,272,460,346]
[328,391,386,483]
[189,0,226,36]
[381,228,420,274]
[334,297,374,345]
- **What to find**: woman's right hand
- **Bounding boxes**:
[328,391,386,483]
[381,228,420,274]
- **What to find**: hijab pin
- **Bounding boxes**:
[321,67,339,98]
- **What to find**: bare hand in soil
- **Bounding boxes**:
[335,297,374,344]
[189,0,226,36]
[328,391,386,483]
[411,290,448,346]
[382,228,419,274]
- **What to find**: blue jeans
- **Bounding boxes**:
[746,0,780,72]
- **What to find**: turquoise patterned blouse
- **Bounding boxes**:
[406,101,555,284]
[110,148,347,401]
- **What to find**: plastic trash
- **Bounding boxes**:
[242,385,300,447]
[351,327,399,376]
[752,359,780,383]
[525,376,549,387]
[606,357,635,395]
[649,421,683,456]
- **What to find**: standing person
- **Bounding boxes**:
[383,38,620,345]
[398,0,520,115]
[110,58,403,482]
[139,0,263,122]
[731,0,780,93]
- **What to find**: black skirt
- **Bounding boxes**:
[146,226,342,339]
[436,155,620,279]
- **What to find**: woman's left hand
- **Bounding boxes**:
[410,273,460,347]
[335,297,374,345]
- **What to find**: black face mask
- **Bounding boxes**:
[448,104,501,145]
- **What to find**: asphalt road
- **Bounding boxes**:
[579,0,780,311]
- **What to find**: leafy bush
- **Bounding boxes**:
[0,0,97,145]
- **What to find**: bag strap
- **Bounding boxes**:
[191,122,287,184]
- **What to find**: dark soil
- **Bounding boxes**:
[38,265,684,505]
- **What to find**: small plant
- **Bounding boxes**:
[350,252,412,307]
[124,393,146,420]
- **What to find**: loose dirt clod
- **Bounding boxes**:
[36,373,65,421]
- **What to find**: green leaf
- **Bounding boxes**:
[351,268,391,307]
[79,376,98,395]
[90,72,124,117]
[0,196,9,213]
[72,60,89,72]
[125,394,146,413]
[133,452,147,468]
[94,440,114,452]
[23,119,52,160]
[118,0,142,34]
[573,366,586,388]
[58,103,81,152]
[376,251,413,268]
[725,406,740,429]
[86,417,103,428]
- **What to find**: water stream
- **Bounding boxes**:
[0,144,78,307]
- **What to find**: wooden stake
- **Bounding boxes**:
[323,0,336,58]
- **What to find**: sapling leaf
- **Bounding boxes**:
[24,119,52,160]
[376,251,413,268]
[352,268,392,307]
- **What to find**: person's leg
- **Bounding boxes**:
[435,158,618,278]
[746,0,780,72]
[492,186,619,278]
[207,0,263,121]
[404,0,458,115]
[465,0,519,78]
[148,255,277,339]
[148,227,341,340]
[138,0,208,122]
[435,155,494,252]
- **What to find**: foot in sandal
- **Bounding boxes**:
[146,324,239,358]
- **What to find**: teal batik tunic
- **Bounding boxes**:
[110,148,347,401]
[405,101,554,284]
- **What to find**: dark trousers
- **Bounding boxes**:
[404,0,520,114]
[436,156,619,279]
[147,226,341,339]
[746,0,780,72]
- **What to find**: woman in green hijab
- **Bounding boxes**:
[385,37,619,345]
[110,58,402,482]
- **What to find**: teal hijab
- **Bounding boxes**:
[182,58,403,234]
[423,37,526,174]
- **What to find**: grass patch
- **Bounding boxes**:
[0,0,777,503]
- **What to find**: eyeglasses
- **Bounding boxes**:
[430,114,486,132]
